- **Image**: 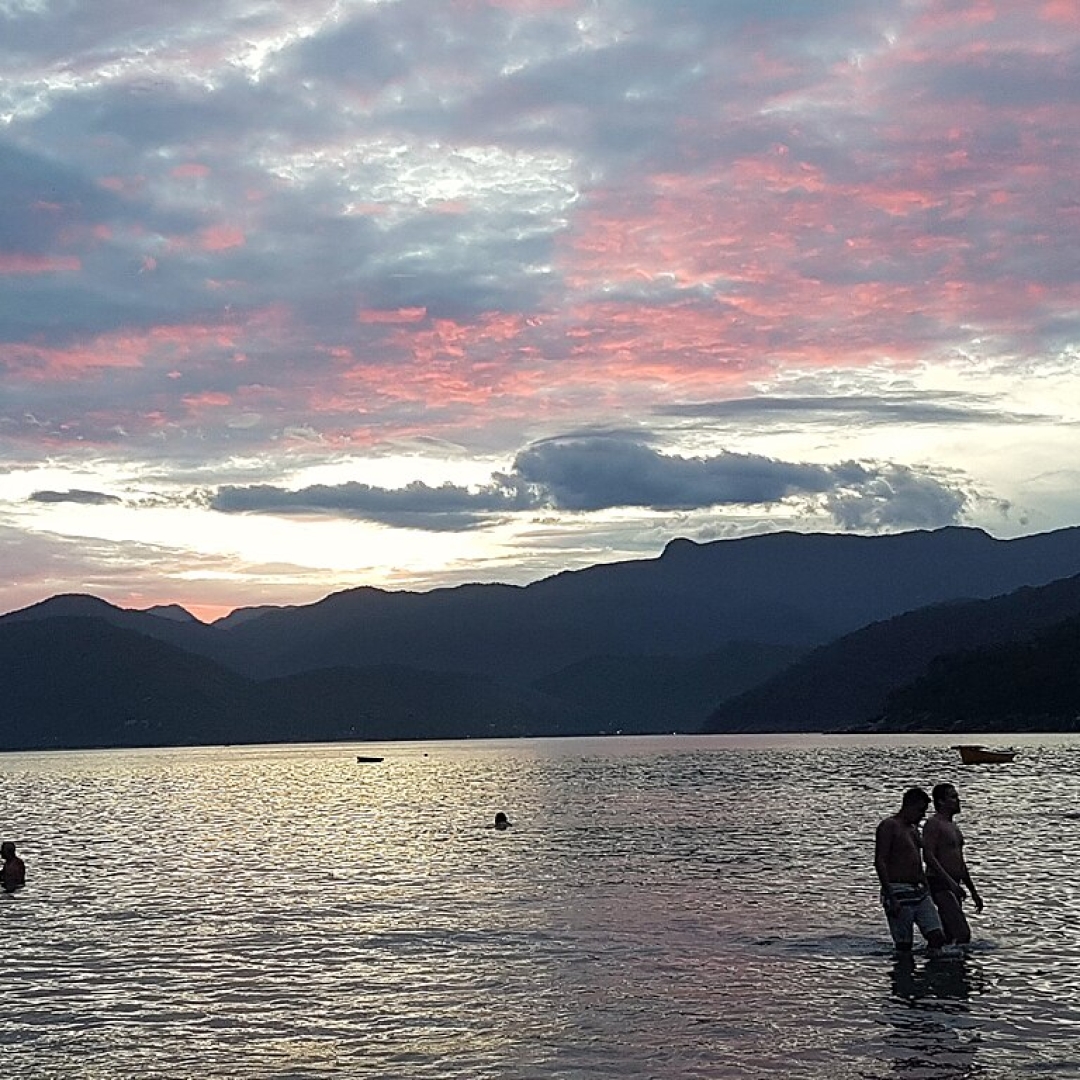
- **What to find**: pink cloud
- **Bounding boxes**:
[162,226,248,255]
[0,253,81,275]
[1040,0,1079,23]
[181,391,233,408]
[197,225,245,251]
[171,163,211,179]
[356,307,428,324]
[3,0,1075,477]
[97,175,146,195]
[0,319,248,381]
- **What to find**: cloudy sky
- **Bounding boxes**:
[2,0,1078,620]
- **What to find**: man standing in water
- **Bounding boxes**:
[875,787,945,952]
[1,841,25,892]
[924,782,983,945]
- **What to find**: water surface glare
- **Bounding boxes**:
[2,734,1078,1078]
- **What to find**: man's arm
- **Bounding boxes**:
[874,820,900,916]
[956,858,983,913]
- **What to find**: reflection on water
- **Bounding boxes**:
[890,950,983,1005]
[882,952,982,1079]
[1,733,1079,1078]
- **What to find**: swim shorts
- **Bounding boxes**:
[882,882,943,949]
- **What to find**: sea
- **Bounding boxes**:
[1,733,1078,1079]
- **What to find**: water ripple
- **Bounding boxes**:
[1,733,1077,1078]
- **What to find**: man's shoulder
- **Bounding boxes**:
[925,813,955,831]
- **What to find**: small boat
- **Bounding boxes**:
[356,755,384,763]
[953,744,1016,765]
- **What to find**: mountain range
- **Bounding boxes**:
[3,524,1080,749]
[704,572,1080,733]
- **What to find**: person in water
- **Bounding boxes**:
[923,782,983,945]
[493,812,511,830]
[1,841,25,892]
[874,787,945,952]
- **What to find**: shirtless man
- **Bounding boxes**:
[923,783,983,945]
[875,787,945,952]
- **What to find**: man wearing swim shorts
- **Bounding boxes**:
[874,787,945,952]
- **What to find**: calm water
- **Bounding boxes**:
[2,734,1079,1079]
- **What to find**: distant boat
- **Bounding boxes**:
[954,744,1016,765]
[356,755,384,763]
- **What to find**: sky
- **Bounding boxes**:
[2,0,1079,622]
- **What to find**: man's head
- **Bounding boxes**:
[0,841,15,860]
[932,783,960,813]
[900,786,931,823]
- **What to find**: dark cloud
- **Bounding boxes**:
[0,0,230,61]
[921,50,1080,111]
[210,478,535,530]
[507,437,833,511]
[210,435,972,533]
[279,10,418,91]
[0,141,124,253]
[29,489,122,506]
[0,139,217,344]
[660,393,1049,428]
[360,214,559,319]
[823,464,969,531]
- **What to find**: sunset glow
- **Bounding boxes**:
[2,0,1078,618]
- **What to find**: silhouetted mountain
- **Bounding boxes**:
[0,617,586,750]
[199,526,1080,681]
[258,666,586,742]
[143,604,203,624]
[704,573,1080,733]
[7,526,1080,749]
[0,617,252,749]
[4,593,223,656]
[534,642,804,734]
[212,604,291,629]
[875,616,1080,733]
[10,526,1067,683]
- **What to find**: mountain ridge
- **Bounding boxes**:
[704,573,1080,733]
[6,525,1080,748]
[9,525,1078,683]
